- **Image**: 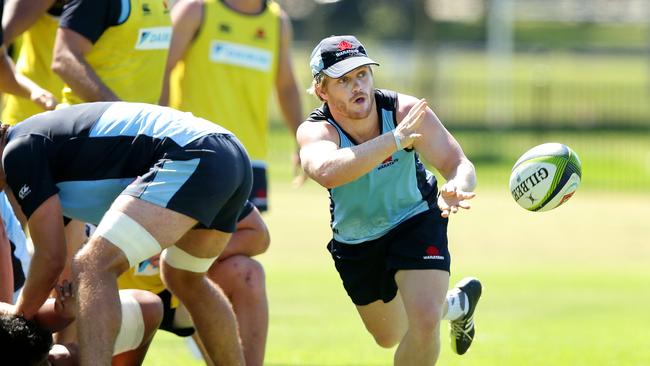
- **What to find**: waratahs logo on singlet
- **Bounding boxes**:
[135,27,172,50]
[209,40,272,71]
[378,155,399,170]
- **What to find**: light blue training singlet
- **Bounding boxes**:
[306,89,439,244]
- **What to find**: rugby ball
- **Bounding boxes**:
[509,143,582,211]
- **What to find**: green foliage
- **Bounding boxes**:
[281,46,650,130]
[514,22,650,50]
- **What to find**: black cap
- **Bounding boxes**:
[309,35,379,78]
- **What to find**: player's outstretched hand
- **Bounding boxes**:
[437,181,476,218]
[394,98,428,149]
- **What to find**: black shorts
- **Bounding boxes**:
[327,209,450,306]
[123,134,253,233]
[156,289,195,337]
[249,164,268,212]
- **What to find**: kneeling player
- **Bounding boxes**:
[0,287,162,365]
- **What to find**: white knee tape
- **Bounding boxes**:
[114,292,145,355]
[161,246,217,273]
[94,210,161,268]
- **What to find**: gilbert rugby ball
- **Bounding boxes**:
[509,143,582,211]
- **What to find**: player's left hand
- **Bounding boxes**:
[437,181,476,218]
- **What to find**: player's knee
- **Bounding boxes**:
[208,255,266,296]
[408,303,443,338]
[72,238,129,278]
[161,266,205,296]
[129,290,164,333]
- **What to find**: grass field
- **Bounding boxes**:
[141,129,650,365]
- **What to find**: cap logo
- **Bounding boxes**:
[337,41,354,51]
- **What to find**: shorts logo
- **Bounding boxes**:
[423,245,444,260]
[18,184,31,200]
[209,40,272,71]
[135,27,172,50]
[378,155,398,170]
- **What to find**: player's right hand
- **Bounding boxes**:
[54,280,75,320]
[394,98,427,149]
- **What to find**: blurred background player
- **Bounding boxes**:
[161,0,304,207]
[1,0,64,124]
[0,0,57,114]
[159,0,304,364]
[52,0,171,104]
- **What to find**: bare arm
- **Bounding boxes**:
[51,28,120,102]
[15,195,67,319]
[218,207,270,260]
[0,0,59,109]
[0,47,57,109]
[0,217,13,303]
[298,100,427,189]
[0,48,29,97]
[275,11,303,138]
[159,0,202,106]
[33,288,76,333]
[402,95,477,217]
[2,0,55,46]
[405,95,476,191]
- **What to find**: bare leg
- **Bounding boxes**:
[190,332,216,366]
[393,269,449,366]
[74,196,197,366]
[162,229,245,366]
[209,255,268,366]
[355,295,408,348]
[74,237,129,366]
[112,290,164,366]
